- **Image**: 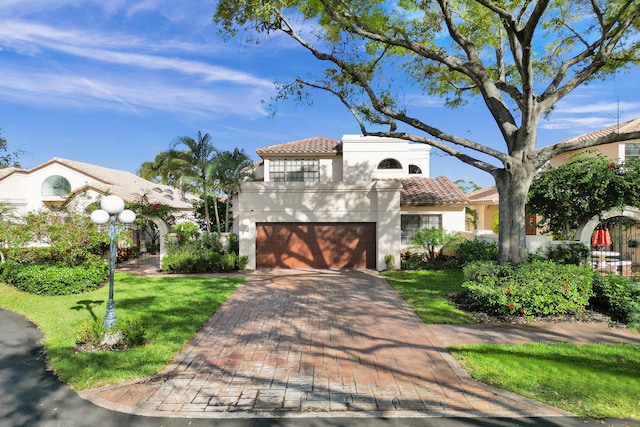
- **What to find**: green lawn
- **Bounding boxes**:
[450,343,640,419]
[3,268,640,419]
[0,272,243,390]
[384,269,640,419]
[382,269,475,324]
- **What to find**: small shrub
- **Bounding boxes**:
[401,252,459,270]
[76,319,103,346]
[1,260,108,295]
[162,233,245,273]
[455,238,498,265]
[592,274,640,327]
[119,317,146,347]
[462,261,593,317]
[236,255,248,270]
[75,317,146,350]
[226,233,240,255]
[546,242,590,265]
[384,254,396,271]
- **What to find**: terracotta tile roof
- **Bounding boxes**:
[468,186,499,204]
[559,118,640,145]
[397,176,470,206]
[13,158,198,209]
[256,137,342,156]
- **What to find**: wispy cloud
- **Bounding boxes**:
[541,86,640,132]
[0,21,272,87]
[0,67,269,118]
[0,18,276,117]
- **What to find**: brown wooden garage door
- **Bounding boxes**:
[256,222,376,269]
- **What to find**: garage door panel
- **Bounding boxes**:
[256,223,375,269]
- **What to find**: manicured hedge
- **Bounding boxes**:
[462,261,593,317]
[0,260,109,295]
[161,251,248,273]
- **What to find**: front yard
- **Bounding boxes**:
[383,269,640,419]
[1,268,639,418]
[0,273,243,390]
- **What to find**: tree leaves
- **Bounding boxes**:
[527,154,640,238]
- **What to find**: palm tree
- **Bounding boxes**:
[170,132,219,234]
[216,148,254,232]
[137,150,197,197]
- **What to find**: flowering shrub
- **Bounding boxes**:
[171,221,200,243]
[1,210,107,266]
[462,261,593,317]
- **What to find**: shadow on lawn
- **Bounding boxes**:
[71,299,105,321]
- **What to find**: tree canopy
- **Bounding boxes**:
[214,0,640,264]
[137,138,254,234]
[527,154,640,238]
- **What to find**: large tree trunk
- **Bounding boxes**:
[493,162,537,265]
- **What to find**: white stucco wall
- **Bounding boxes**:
[341,134,431,182]
[0,164,99,216]
[237,180,402,270]
[400,205,466,234]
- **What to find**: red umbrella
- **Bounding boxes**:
[592,228,612,247]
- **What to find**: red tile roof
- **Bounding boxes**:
[558,118,640,145]
[256,137,341,156]
[397,176,469,206]
[468,186,499,203]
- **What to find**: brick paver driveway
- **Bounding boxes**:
[81,269,569,418]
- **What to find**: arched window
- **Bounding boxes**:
[409,164,422,174]
[377,158,402,169]
[41,175,71,197]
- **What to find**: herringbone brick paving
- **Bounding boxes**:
[80,269,640,419]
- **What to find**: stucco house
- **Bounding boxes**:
[464,117,640,272]
[0,157,197,260]
[233,135,469,270]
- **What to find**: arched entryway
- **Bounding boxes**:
[575,207,640,273]
[138,215,169,268]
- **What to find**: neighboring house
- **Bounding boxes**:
[549,118,640,272]
[467,186,499,232]
[233,135,469,270]
[0,157,197,260]
[465,118,640,271]
[547,118,640,168]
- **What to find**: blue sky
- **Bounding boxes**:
[1,1,639,189]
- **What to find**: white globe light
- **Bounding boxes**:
[90,209,110,225]
[100,195,125,214]
[118,209,136,224]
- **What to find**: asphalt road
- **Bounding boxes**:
[1,308,638,427]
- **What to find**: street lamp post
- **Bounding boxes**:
[90,195,136,328]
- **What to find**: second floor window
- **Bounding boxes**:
[377,158,402,169]
[270,159,320,182]
[41,175,71,197]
